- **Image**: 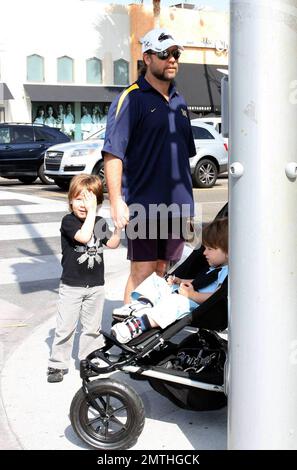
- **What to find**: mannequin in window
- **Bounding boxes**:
[81,105,92,139]
[34,106,45,124]
[44,105,56,127]
[100,104,110,126]
[91,105,103,133]
[63,103,75,138]
[56,104,65,130]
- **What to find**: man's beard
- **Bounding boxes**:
[151,68,175,82]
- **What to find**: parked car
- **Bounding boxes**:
[44,122,227,190]
[191,116,228,147]
[191,116,222,134]
[44,128,106,190]
[0,123,70,184]
[190,121,228,188]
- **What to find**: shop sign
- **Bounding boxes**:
[185,38,229,52]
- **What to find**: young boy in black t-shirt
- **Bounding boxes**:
[47,174,121,382]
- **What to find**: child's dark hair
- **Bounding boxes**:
[68,174,103,211]
[202,217,228,253]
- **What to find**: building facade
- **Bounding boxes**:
[0,0,130,139]
[0,0,228,139]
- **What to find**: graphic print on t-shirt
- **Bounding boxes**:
[75,239,103,269]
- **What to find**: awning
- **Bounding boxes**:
[175,64,228,112]
[23,84,125,102]
[0,83,14,100]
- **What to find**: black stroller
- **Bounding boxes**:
[70,205,228,450]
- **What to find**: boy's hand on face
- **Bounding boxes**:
[179,282,194,298]
[83,190,97,212]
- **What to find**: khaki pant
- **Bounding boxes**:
[48,282,105,370]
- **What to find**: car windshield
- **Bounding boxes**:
[87,128,106,140]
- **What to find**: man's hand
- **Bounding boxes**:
[111,196,129,229]
[179,282,194,298]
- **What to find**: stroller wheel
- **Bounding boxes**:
[70,379,145,450]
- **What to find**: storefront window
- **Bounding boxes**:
[80,103,109,139]
[27,54,44,82]
[86,58,102,84]
[31,102,110,140]
[57,56,74,83]
[114,59,129,86]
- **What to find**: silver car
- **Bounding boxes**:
[190,121,228,188]
[44,122,227,190]
[44,128,106,190]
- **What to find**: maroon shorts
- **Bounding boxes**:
[126,218,185,262]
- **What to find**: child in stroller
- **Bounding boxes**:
[111,217,228,344]
[70,205,229,450]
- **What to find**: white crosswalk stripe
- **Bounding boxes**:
[0,222,62,241]
[0,190,66,204]
[0,191,64,286]
[0,203,67,215]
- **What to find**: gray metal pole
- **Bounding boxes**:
[228,0,297,449]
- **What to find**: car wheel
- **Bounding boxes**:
[193,158,218,188]
[18,176,37,184]
[38,163,54,185]
[54,179,70,191]
[92,161,106,192]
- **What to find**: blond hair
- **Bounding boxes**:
[68,174,103,211]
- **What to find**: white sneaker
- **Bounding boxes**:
[111,317,144,344]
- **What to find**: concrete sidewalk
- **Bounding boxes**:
[1,248,227,450]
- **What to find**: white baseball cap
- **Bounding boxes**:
[141,28,184,54]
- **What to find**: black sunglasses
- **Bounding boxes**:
[148,49,181,61]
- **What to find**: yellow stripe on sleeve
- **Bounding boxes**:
[115,83,139,118]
